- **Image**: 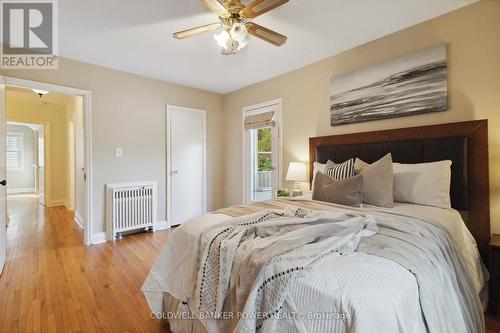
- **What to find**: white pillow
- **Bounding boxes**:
[312,162,326,190]
[393,160,452,209]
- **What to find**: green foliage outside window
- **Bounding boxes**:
[257,128,272,172]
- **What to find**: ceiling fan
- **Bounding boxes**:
[173,0,289,55]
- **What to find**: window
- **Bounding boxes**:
[251,127,273,201]
[7,132,24,170]
[243,100,282,203]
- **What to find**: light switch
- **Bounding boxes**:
[115,147,123,158]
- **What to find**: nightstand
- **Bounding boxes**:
[489,234,500,314]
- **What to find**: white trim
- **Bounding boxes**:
[155,220,170,231]
[166,105,207,227]
[91,232,107,244]
[3,76,93,246]
[74,213,84,229]
[241,99,283,204]
[7,187,35,194]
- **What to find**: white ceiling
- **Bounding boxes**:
[59,0,475,94]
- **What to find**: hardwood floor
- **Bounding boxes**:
[0,195,172,332]
[1,195,500,332]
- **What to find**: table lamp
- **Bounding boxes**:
[286,162,308,197]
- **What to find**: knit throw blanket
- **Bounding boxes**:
[193,207,378,332]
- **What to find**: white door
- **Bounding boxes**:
[37,128,45,205]
[167,106,206,226]
[0,76,7,274]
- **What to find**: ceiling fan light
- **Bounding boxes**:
[237,37,249,51]
[214,30,231,50]
[230,22,248,43]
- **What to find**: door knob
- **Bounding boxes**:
[172,170,179,175]
[0,180,6,186]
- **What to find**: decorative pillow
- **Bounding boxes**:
[355,154,394,207]
[325,158,355,180]
[393,160,452,209]
[312,172,363,207]
[312,161,326,191]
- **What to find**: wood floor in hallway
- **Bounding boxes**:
[0,195,172,333]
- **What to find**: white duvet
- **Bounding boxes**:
[142,201,486,333]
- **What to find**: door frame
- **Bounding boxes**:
[165,105,207,228]
[6,120,49,200]
[3,76,93,246]
[241,99,282,204]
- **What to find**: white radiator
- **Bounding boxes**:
[106,182,157,240]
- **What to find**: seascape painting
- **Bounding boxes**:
[330,44,448,126]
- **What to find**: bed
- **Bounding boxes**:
[143,120,490,333]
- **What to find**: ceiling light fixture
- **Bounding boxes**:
[33,89,49,97]
[230,22,248,51]
[213,30,231,50]
[173,0,289,55]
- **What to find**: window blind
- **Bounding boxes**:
[243,111,275,130]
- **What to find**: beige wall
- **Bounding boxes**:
[1,59,225,236]
[6,90,72,205]
[223,2,500,231]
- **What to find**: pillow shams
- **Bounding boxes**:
[393,160,452,209]
[325,159,355,180]
[312,172,363,207]
[354,154,394,208]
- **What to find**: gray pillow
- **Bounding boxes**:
[354,153,394,207]
[312,172,363,207]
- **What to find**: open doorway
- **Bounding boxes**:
[6,122,45,201]
[1,79,91,245]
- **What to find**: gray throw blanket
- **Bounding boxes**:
[194,207,378,332]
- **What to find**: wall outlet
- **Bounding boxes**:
[115,147,123,158]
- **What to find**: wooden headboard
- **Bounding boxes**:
[309,120,490,261]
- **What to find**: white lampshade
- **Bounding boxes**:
[286,162,308,182]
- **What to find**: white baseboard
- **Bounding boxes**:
[91,232,107,244]
[7,187,36,194]
[155,220,170,231]
[65,202,74,212]
[45,199,66,207]
[74,214,84,229]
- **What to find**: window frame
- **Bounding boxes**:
[242,99,282,204]
[6,131,25,171]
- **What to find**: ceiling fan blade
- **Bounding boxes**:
[246,22,287,46]
[202,0,231,18]
[173,22,222,39]
[240,0,289,19]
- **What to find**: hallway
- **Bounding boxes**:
[0,195,171,332]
